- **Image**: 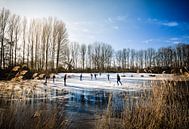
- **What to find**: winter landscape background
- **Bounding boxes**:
[0,0,189,129]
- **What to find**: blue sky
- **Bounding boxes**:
[0,0,189,50]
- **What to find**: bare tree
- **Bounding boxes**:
[70,42,80,69]
[116,50,122,68]
[0,8,10,68]
[44,18,52,71]
[100,43,113,70]
[26,36,30,68]
[56,20,68,69]
[87,44,92,69]
[130,49,135,69]
[147,48,155,67]
[8,14,16,67]
[41,21,46,70]
[13,15,20,65]
[34,20,41,70]
[80,44,86,70]
[28,20,35,69]
[22,17,27,64]
[122,48,127,69]
[138,50,144,69]
[51,18,59,70]
[91,43,101,70]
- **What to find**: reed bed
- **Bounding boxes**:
[0,101,70,129]
[96,80,189,129]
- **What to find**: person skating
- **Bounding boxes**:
[117,74,122,85]
[44,74,48,85]
[53,74,55,83]
[94,73,97,80]
[64,74,67,86]
[107,73,110,81]
[80,73,83,81]
[90,73,93,80]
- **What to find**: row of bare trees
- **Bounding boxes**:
[1,8,189,72]
[114,45,189,70]
[67,42,113,71]
[66,42,189,71]
[0,8,68,71]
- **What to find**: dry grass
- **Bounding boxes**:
[0,80,69,129]
[0,102,70,129]
[96,80,189,129]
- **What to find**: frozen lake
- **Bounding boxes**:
[0,73,173,129]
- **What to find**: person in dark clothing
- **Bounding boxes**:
[64,74,67,86]
[94,73,97,80]
[117,74,122,85]
[107,74,110,81]
[80,74,83,81]
[44,74,48,85]
[53,74,55,83]
[90,73,93,80]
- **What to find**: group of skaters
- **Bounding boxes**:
[62,73,122,86]
[79,73,98,81]
[89,73,98,80]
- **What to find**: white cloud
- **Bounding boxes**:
[106,15,127,24]
[147,18,158,23]
[173,41,180,44]
[162,22,178,27]
[143,39,153,44]
[147,18,179,27]
[165,36,189,44]
[170,37,179,41]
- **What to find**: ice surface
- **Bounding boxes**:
[53,73,173,91]
[0,73,174,100]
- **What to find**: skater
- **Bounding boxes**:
[80,73,83,81]
[53,74,55,83]
[44,74,48,85]
[117,74,122,85]
[64,74,67,86]
[107,73,110,81]
[94,73,97,80]
[90,73,93,80]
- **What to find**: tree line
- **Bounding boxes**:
[0,8,68,72]
[0,8,189,73]
[65,42,189,73]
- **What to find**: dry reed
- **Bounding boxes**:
[96,80,189,129]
